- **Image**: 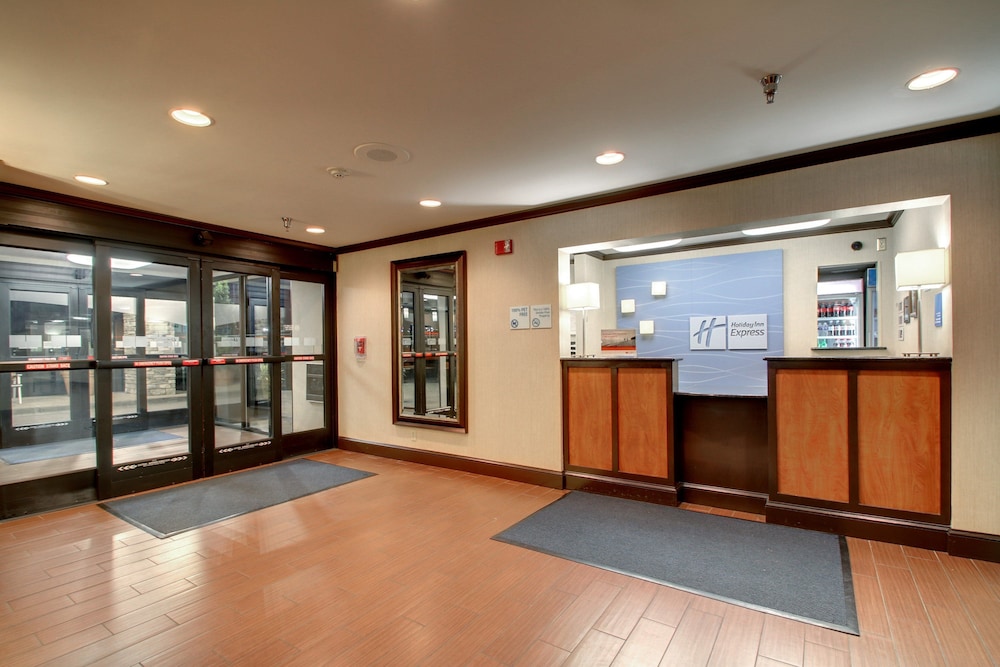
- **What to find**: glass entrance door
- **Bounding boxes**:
[207,265,278,474]
[0,248,95,505]
[100,252,200,497]
[0,235,330,519]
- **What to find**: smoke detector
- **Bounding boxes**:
[326,167,352,179]
[353,142,411,164]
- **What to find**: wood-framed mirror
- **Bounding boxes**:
[391,251,467,431]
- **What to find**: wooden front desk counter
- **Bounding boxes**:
[561,358,679,504]
[767,356,951,549]
[561,356,952,551]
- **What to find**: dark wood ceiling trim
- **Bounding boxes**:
[336,114,1000,255]
[0,182,335,271]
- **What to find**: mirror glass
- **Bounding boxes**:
[392,251,467,430]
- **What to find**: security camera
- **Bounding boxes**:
[851,241,863,251]
[195,230,214,246]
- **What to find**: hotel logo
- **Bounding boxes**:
[690,316,727,350]
[690,314,769,351]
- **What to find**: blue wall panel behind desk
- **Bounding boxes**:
[615,249,783,396]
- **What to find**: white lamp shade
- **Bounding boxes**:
[565,282,601,310]
[895,248,949,290]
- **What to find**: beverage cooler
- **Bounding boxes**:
[817,295,862,348]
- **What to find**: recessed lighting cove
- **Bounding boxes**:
[74,175,107,186]
[612,238,683,253]
[596,151,625,165]
[170,108,214,127]
[419,199,442,208]
[742,219,831,236]
[906,68,959,91]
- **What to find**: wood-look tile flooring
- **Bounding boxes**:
[1,450,999,666]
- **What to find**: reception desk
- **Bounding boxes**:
[561,358,679,503]
[561,356,952,550]
[767,356,951,549]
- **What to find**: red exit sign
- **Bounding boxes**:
[494,239,513,255]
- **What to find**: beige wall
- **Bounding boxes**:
[337,133,1000,536]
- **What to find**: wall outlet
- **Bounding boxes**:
[877,237,887,251]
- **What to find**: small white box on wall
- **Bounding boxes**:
[651,281,667,296]
[639,320,655,335]
[620,299,636,314]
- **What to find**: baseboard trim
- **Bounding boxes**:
[948,530,1000,564]
[564,472,678,506]
[337,437,563,489]
[766,501,949,551]
[680,483,767,515]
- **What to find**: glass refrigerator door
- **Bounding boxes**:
[817,295,862,348]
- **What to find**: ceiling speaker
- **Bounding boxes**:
[353,142,411,164]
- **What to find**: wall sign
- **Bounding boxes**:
[728,314,768,350]
[530,304,552,329]
[495,239,514,255]
[509,305,529,330]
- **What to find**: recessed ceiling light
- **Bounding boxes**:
[596,151,625,166]
[906,68,959,91]
[305,226,325,234]
[74,174,107,186]
[742,219,831,236]
[170,108,214,127]
[419,199,442,208]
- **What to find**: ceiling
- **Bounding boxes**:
[1,1,998,251]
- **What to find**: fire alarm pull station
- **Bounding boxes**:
[354,337,367,359]
[494,239,513,255]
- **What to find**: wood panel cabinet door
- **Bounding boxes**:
[617,367,669,478]
[566,366,613,470]
[857,370,941,514]
[775,369,850,503]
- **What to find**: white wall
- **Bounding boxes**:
[338,133,1000,536]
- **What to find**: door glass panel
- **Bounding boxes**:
[213,271,270,356]
[281,361,325,433]
[280,280,324,355]
[1,248,92,361]
[112,261,189,358]
[214,364,273,447]
[247,275,270,356]
[111,367,190,465]
[112,296,138,356]
[145,298,188,357]
[1,369,95,485]
[109,258,192,467]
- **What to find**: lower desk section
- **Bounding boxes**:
[767,356,951,549]
[562,359,679,504]
[561,356,954,551]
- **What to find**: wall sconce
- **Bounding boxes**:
[651,281,667,296]
[620,299,636,314]
[566,282,601,357]
[895,248,949,356]
[639,320,655,335]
